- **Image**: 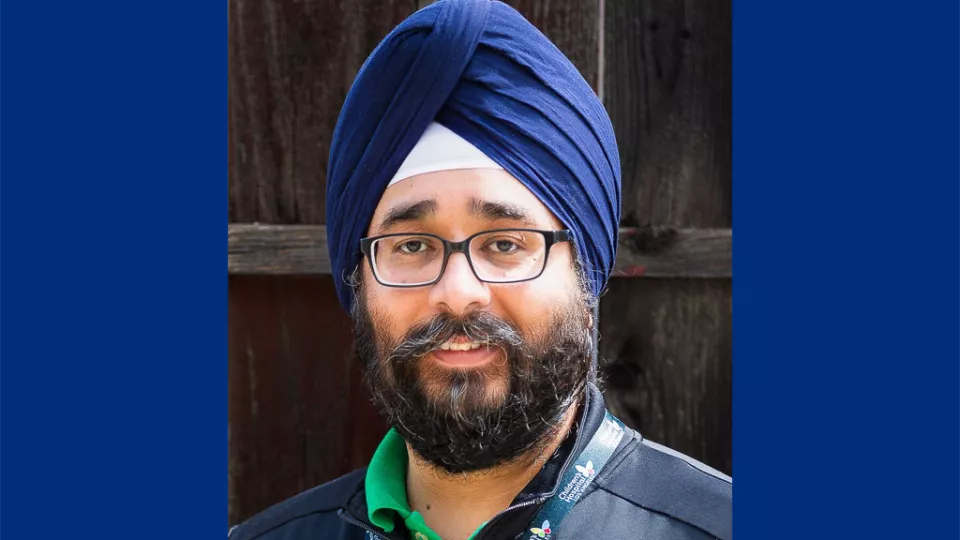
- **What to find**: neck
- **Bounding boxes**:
[404,402,580,540]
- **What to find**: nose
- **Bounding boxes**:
[428,251,491,315]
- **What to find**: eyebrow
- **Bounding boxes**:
[376,197,538,232]
[468,197,537,227]
[377,199,438,231]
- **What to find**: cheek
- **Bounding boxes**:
[493,262,579,335]
[362,264,426,342]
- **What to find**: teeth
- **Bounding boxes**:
[438,340,483,351]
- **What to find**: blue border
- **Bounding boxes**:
[735,0,959,538]
[2,2,226,538]
[2,0,958,539]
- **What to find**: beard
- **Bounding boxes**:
[352,287,594,474]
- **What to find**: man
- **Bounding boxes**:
[230,1,732,539]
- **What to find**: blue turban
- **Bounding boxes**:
[326,0,621,312]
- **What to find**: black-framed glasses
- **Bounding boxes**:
[359,229,572,287]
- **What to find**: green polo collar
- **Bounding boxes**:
[365,428,485,540]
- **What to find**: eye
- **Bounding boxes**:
[397,239,431,254]
[491,239,519,253]
[481,235,528,255]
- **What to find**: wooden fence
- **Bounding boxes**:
[229,0,731,526]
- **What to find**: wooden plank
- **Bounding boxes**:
[228,275,386,526]
[228,224,332,275]
[599,0,732,475]
[229,0,420,224]
[615,226,730,278]
[228,223,731,278]
[599,278,731,475]
[604,0,732,228]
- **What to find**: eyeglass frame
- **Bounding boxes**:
[359,228,573,288]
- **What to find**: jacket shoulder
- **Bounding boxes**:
[228,468,366,540]
[597,433,732,539]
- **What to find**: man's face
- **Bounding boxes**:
[354,169,594,472]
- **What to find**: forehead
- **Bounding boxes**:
[368,169,563,234]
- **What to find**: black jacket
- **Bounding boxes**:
[230,384,732,540]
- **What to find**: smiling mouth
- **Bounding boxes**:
[437,339,484,351]
[430,338,499,368]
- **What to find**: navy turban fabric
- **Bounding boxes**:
[326,0,621,312]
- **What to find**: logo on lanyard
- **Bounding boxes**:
[574,460,595,477]
[529,519,552,538]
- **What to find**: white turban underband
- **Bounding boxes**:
[388,122,503,186]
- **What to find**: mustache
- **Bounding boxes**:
[387,311,526,363]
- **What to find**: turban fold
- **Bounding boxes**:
[326,0,621,312]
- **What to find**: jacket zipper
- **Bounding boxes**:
[337,508,388,540]
[471,496,546,540]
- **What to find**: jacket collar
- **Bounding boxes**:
[340,383,609,538]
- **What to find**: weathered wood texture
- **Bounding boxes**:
[605,0,732,229]
[229,224,332,275]
[615,226,731,278]
[600,0,732,473]
[229,0,420,223]
[600,279,732,474]
[228,223,731,278]
[228,275,386,526]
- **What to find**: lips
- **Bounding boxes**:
[430,338,498,368]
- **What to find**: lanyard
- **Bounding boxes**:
[520,411,625,539]
[365,411,626,540]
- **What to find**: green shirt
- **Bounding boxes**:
[365,429,486,540]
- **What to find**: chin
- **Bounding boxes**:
[417,360,512,413]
